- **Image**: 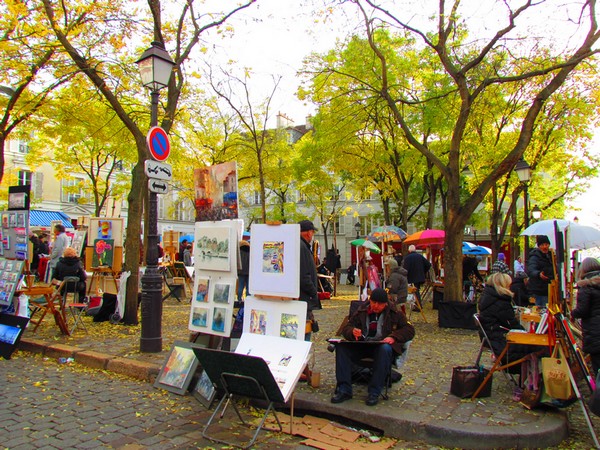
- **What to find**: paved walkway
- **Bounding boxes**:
[12,284,595,449]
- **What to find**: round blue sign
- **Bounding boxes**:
[146,126,170,161]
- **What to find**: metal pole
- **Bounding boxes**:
[140,90,163,353]
[523,184,529,265]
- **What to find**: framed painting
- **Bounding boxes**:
[210,278,236,305]
[192,369,217,408]
[193,221,236,274]
[153,341,199,395]
[248,224,300,299]
[92,239,115,268]
[193,161,238,222]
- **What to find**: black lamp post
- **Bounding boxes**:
[514,157,532,263]
[354,221,362,239]
[136,41,175,353]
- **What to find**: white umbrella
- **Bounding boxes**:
[521,219,600,250]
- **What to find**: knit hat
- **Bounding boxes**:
[536,235,551,246]
[497,253,505,261]
[370,288,388,303]
[299,220,317,232]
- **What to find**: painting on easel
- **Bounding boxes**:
[92,239,114,268]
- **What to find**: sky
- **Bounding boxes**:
[202,0,600,228]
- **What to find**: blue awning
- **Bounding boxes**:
[29,210,74,229]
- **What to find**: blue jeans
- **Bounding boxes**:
[237,275,249,301]
[535,295,548,308]
[335,342,393,397]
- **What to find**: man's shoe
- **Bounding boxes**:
[331,392,352,404]
[365,394,379,406]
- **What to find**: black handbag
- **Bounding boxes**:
[450,365,492,398]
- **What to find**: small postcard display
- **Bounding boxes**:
[0,258,25,311]
[188,221,239,337]
[0,210,29,261]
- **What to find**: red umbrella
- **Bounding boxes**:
[403,229,445,247]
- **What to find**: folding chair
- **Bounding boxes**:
[28,283,70,335]
[473,313,518,386]
[62,276,88,333]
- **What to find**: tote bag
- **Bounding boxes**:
[541,346,573,401]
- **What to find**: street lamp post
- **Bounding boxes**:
[514,158,532,264]
[354,221,362,239]
[136,41,175,353]
[532,205,542,222]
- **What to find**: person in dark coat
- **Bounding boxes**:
[510,273,530,307]
[29,234,42,276]
[331,288,415,406]
[51,247,87,300]
[478,273,538,367]
[571,257,600,376]
[386,259,409,312]
[237,240,250,301]
[177,239,188,262]
[526,235,554,307]
[299,220,321,339]
[402,245,431,305]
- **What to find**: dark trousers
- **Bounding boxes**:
[237,275,249,301]
[335,343,393,397]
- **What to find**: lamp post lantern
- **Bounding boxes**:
[532,205,542,222]
[354,221,362,239]
[136,41,175,353]
[514,158,532,263]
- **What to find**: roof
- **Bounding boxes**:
[29,210,74,229]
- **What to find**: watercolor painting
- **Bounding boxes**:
[211,307,227,332]
[194,226,231,272]
[195,278,210,302]
[280,313,299,340]
[212,282,232,304]
[190,307,209,328]
[249,308,267,335]
[262,241,284,274]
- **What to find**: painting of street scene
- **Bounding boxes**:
[193,161,238,221]
[195,226,231,272]
[262,241,284,274]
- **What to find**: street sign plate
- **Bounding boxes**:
[146,126,170,161]
[148,179,169,194]
[144,160,172,180]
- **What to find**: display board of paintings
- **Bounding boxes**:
[0,258,24,308]
[248,224,300,299]
[234,333,312,403]
[242,296,307,341]
[0,210,29,261]
[188,275,236,337]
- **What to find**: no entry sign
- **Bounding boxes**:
[146,126,170,161]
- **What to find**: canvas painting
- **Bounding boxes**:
[89,218,124,246]
[194,277,210,303]
[190,307,209,328]
[193,161,238,221]
[192,370,216,408]
[154,341,200,395]
[92,239,114,268]
[211,280,234,304]
[211,306,227,333]
[194,224,233,272]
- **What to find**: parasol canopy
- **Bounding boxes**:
[350,238,382,254]
[404,229,445,247]
[367,225,407,243]
[463,245,492,256]
[521,219,600,250]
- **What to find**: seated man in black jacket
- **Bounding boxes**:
[331,288,415,406]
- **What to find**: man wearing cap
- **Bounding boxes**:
[490,253,512,276]
[331,288,415,406]
[526,235,555,307]
[299,220,321,339]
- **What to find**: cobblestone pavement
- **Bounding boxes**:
[8,283,600,449]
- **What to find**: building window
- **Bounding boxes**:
[296,190,306,203]
[62,179,83,203]
[18,141,29,154]
[158,196,165,220]
[17,170,31,186]
[252,191,261,205]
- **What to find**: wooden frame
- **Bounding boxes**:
[248,224,300,299]
[192,369,217,408]
[153,340,199,395]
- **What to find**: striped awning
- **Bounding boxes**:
[29,210,74,229]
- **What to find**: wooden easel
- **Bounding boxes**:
[87,267,119,296]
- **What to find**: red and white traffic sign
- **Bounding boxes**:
[146,126,170,161]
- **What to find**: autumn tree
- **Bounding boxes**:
[314,0,600,302]
[39,0,257,331]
